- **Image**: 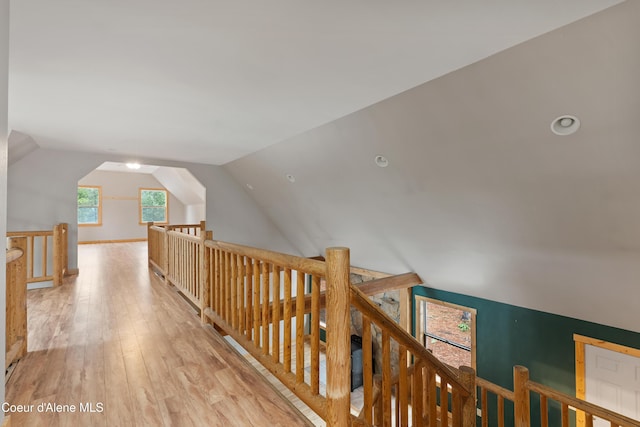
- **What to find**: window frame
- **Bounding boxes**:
[77,185,103,227]
[415,296,477,369]
[139,187,169,225]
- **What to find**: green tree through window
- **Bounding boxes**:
[78,186,101,225]
[140,188,168,223]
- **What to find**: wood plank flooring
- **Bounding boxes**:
[5,242,313,427]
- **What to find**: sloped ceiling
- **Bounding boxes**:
[95,161,205,205]
[224,1,640,333]
[6,1,639,332]
[8,1,623,164]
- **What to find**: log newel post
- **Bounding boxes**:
[7,236,28,360]
[459,365,477,427]
[52,223,64,286]
[325,247,351,427]
[514,365,531,427]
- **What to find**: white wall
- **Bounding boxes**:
[185,203,205,224]
[78,170,186,242]
[224,3,640,334]
[7,148,297,270]
[0,0,9,413]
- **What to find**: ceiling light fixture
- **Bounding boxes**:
[246,183,254,190]
[285,174,296,183]
[374,155,389,167]
[551,115,580,136]
[126,162,141,170]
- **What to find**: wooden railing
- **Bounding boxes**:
[147,221,210,311]
[350,285,475,426]
[514,366,638,427]
[6,236,27,370]
[476,375,514,427]
[6,223,68,286]
[147,223,639,427]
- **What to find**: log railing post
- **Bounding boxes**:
[52,223,64,286]
[200,230,212,323]
[325,247,351,427]
[6,236,28,367]
[514,365,531,427]
[460,366,477,427]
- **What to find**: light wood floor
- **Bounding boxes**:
[5,242,313,427]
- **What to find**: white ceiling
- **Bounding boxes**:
[7,0,624,165]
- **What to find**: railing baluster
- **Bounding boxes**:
[295,270,305,384]
[214,249,220,314]
[362,316,373,425]
[231,253,237,330]
[311,274,320,395]
[245,258,253,341]
[427,364,437,426]
[585,412,594,427]
[224,251,231,323]
[253,259,261,348]
[272,265,281,364]
[413,360,424,426]
[441,379,449,426]
[261,262,269,356]
[283,268,292,373]
[481,388,488,427]
[540,395,548,427]
[41,235,48,277]
[238,255,245,335]
[382,329,392,427]
[28,235,34,280]
[398,344,408,427]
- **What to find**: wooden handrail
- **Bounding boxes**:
[476,376,515,401]
[356,272,422,295]
[527,379,639,427]
[7,230,53,237]
[205,240,326,277]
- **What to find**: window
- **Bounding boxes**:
[415,296,476,369]
[139,188,168,224]
[78,186,102,226]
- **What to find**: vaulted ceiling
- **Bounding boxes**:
[7,1,640,333]
[8,1,624,165]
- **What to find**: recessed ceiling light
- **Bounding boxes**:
[246,183,254,190]
[374,155,389,167]
[126,162,141,170]
[551,115,580,136]
[285,174,296,183]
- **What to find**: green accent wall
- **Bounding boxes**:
[412,286,640,427]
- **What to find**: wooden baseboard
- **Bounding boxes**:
[78,238,147,245]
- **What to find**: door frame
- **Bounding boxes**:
[573,334,640,427]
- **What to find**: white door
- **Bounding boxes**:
[585,344,640,426]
